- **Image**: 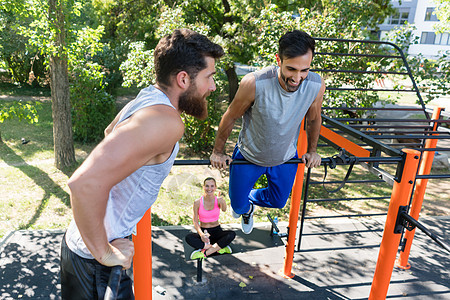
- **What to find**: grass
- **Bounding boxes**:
[1,87,449,239]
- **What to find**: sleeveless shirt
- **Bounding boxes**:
[198,196,220,223]
[237,66,322,167]
[66,85,180,259]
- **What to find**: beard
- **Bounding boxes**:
[280,69,303,92]
[178,83,209,120]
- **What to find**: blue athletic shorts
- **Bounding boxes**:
[229,146,299,214]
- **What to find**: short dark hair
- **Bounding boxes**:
[278,30,315,60]
[154,29,224,87]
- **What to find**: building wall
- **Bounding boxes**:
[379,0,449,58]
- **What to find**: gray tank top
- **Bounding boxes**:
[66,85,179,259]
[237,66,322,167]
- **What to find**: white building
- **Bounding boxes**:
[378,0,449,58]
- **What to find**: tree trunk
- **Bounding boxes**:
[225,66,239,103]
[49,0,75,169]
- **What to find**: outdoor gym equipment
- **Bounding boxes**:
[128,37,450,299]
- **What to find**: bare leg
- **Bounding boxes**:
[205,243,221,256]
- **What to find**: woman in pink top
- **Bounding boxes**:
[185,177,236,259]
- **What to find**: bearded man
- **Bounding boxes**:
[61,29,224,299]
[210,30,325,234]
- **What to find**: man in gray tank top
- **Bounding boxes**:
[210,30,325,234]
[60,29,224,299]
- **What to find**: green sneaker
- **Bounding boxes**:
[190,249,206,260]
[218,245,232,255]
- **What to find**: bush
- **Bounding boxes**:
[70,63,116,143]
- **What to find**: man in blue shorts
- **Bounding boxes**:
[210,30,325,234]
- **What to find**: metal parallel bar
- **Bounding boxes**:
[312,69,408,75]
[361,130,444,134]
[315,52,402,59]
[415,174,450,179]
[174,156,402,166]
[400,212,450,253]
[370,135,449,139]
[309,179,385,184]
[304,213,387,219]
[297,168,311,252]
[386,143,423,146]
[323,107,425,111]
[322,115,402,157]
[349,125,432,129]
[326,88,416,92]
[334,118,450,123]
[308,196,391,203]
[416,148,450,152]
[302,229,384,235]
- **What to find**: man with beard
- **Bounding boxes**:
[60,29,224,299]
[210,30,325,234]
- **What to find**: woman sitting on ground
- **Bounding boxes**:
[185,177,236,259]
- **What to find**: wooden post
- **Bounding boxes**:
[369,149,420,299]
[133,209,152,299]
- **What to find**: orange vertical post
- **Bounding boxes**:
[133,208,152,300]
[396,107,444,269]
[283,120,308,278]
[369,149,420,300]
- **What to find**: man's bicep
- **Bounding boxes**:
[226,74,255,119]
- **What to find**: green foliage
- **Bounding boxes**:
[433,0,450,33]
[181,73,228,156]
[68,25,116,142]
[0,100,40,141]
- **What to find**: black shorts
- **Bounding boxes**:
[60,234,134,300]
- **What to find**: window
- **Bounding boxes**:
[436,33,450,45]
[425,7,439,21]
[421,32,436,44]
[388,9,410,25]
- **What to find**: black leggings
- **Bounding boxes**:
[185,225,236,250]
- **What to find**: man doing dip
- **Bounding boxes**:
[210,30,325,234]
[60,29,224,299]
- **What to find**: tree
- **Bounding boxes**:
[48,0,75,169]
[433,0,450,33]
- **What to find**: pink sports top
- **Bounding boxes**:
[198,196,220,223]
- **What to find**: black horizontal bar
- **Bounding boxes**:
[315,52,402,59]
[308,196,390,202]
[362,130,443,134]
[415,174,450,179]
[302,229,384,236]
[371,135,449,139]
[174,156,403,166]
[304,213,387,219]
[349,125,432,129]
[417,148,450,152]
[323,107,424,111]
[326,87,416,92]
[309,179,385,185]
[297,244,380,252]
[312,68,408,75]
[335,118,447,123]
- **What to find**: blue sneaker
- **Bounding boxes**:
[241,204,254,234]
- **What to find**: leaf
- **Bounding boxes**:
[239,282,247,288]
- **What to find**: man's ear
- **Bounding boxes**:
[176,71,190,90]
[275,54,282,67]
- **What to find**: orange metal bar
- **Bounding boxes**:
[320,125,370,158]
[283,120,307,278]
[133,209,152,299]
[396,107,444,269]
[369,149,420,300]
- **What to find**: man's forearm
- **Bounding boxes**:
[213,114,236,154]
[306,117,322,153]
